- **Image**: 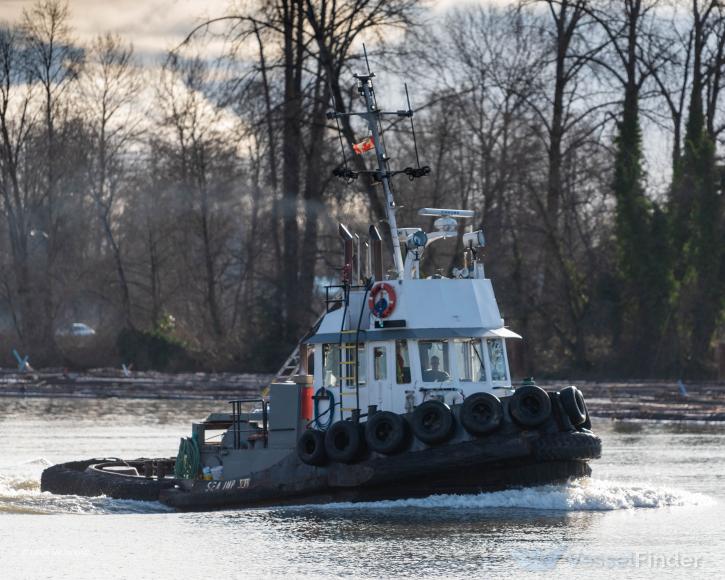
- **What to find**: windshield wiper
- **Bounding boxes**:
[472,341,485,374]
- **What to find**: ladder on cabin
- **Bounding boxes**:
[273,347,301,384]
[272,311,326,384]
[337,332,363,419]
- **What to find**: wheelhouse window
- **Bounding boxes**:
[323,343,367,386]
[396,340,411,384]
[373,346,387,380]
[487,338,508,381]
[418,340,450,382]
[322,343,339,386]
[454,339,485,382]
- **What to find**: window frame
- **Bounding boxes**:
[395,339,412,385]
[372,344,388,381]
[417,339,452,383]
[452,338,487,383]
[485,337,509,382]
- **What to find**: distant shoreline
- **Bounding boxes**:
[0,368,273,402]
[574,380,725,423]
[1,369,724,421]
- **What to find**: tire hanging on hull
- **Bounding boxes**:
[365,411,409,454]
[460,392,503,435]
[324,421,365,463]
[559,386,587,427]
[297,429,327,466]
[509,385,552,428]
[410,400,455,445]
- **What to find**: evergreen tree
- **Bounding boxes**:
[669,62,724,376]
[612,80,673,375]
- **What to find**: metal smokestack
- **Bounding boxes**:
[339,223,354,285]
[354,233,361,284]
[369,225,383,281]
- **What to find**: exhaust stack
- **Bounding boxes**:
[369,225,384,282]
[339,223,354,285]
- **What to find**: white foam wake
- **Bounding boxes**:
[0,457,52,470]
[0,460,173,515]
[307,479,714,511]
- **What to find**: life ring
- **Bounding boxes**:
[368,282,397,318]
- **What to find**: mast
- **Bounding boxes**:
[356,74,404,277]
[329,59,429,281]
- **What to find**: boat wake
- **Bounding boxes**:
[305,479,714,512]
[0,459,171,515]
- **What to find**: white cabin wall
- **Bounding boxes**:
[314,348,323,390]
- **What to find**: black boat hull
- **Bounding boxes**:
[161,431,599,510]
[41,431,600,510]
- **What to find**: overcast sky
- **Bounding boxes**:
[2,0,231,61]
[2,0,470,62]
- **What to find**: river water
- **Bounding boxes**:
[0,397,723,579]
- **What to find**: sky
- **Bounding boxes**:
[1,0,471,62]
[1,0,230,62]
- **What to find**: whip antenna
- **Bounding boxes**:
[405,83,422,170]
[329,79,353,183]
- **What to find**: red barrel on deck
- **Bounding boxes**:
[292,375,314,421]
[300,386,313,421]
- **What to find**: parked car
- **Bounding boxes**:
[56,323,96,337]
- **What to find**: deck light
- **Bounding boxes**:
[463,229,486,248]
[406,230,428,251]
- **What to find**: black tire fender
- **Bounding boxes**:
[297,429,327,466]
[559,386,587,427]
[509,385,552,428]
[364,411,409,454]
[460,392,503,435]
[411,400,455,445]
[324,421,365,463]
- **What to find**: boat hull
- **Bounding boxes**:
[40,428,600,510]
[160,431,599,510]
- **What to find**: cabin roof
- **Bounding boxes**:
[307,325,520,344]
[309,277,517,344]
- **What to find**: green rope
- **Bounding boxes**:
[174,435,200,480]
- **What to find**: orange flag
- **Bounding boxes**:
[352,136,375,154]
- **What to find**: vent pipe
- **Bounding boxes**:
[354,233,361,284]
[369,225,384,281]
[364,240,370,282]
[339,223,354,285]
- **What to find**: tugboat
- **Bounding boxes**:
[42,68,601,510]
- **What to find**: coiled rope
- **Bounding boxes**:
[313,387,336,430]
[174,435,200,480]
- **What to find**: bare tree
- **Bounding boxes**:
[81,33,141,328]
[20,0,83,361]
[157,55,241,345]
[0,25,37,348]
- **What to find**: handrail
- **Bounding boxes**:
[229,398,268,449]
